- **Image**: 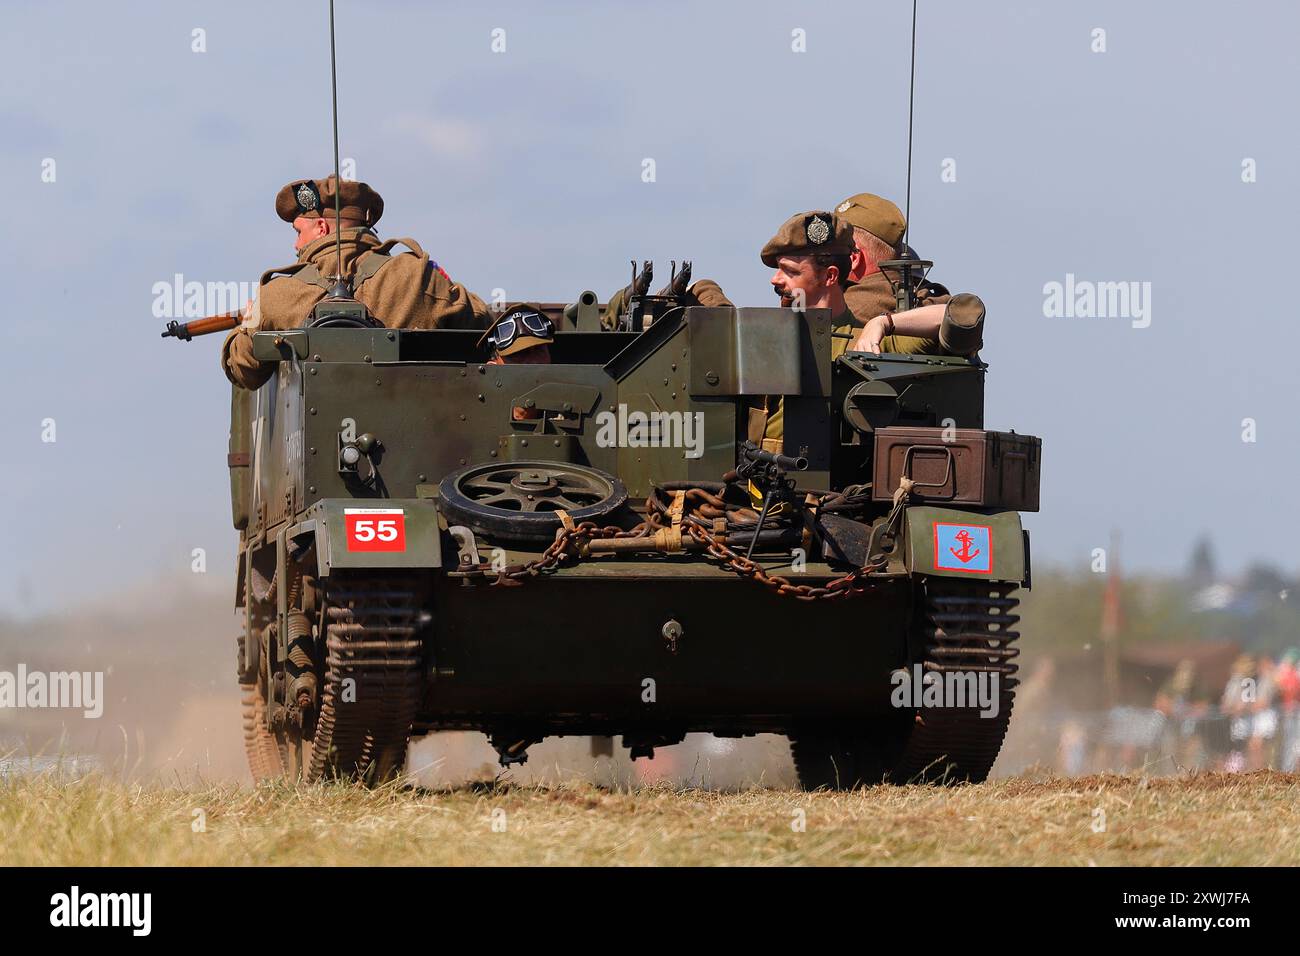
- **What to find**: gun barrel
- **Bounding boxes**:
[766,450,809,472]
[741,441,808,472]
[631,260,653,297]
[656,260,693,298]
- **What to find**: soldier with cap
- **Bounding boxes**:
[482,303,555,421]
[752,209,967,451]
[833,192,985,356]
[748,210,854,451]
[221,175,490,389]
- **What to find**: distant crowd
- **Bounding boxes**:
[1054,651,1300,775]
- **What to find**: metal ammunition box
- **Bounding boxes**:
[871,427,1041,512]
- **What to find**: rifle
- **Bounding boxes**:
[160,311,241,342]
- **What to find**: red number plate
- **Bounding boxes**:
[344,508,407,552]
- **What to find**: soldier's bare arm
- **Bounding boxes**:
[853,302,945,353]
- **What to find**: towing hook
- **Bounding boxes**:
[662,618,683,653]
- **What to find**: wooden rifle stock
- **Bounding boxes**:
[160,311,241,341]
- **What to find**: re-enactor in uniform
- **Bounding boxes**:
[222,175,490,390]
[833,191,984,355]
[749,209,969,452]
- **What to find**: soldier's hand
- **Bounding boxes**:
[852,315,890,354]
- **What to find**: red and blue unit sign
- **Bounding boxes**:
[933,522,993,574]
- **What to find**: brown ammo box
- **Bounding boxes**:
[871,427,1041,512]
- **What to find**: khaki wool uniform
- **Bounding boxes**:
[833,191,954,355]
[222,174,489,389]
[222,229,489,389]
[754,289,950,449]
[843,270,950,355]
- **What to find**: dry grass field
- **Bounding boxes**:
[2,770,1297,867]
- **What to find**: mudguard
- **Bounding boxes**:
[904,505,1027,584]
[289,498,443,576]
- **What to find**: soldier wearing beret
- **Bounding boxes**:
[833,192,983,355]
[221,175,490,389]
[751,209,969,451]
[748,211,853,450]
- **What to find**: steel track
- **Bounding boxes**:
[307,574,425,783]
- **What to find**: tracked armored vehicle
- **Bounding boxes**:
[228,292,1040,789]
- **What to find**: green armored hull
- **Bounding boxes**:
[231,299,1038,788]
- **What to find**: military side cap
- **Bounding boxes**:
[759,211,854,267]
[834,192,906,247]
[275,175,384,226]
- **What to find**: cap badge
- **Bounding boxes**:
[806,215,830,245]
[295,182,320,213]
[836,201,852,213]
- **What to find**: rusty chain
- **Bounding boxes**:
[454,477,905,600]
[683,521,888,601]
[464,520,648,585]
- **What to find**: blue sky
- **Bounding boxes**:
[2,0,1296,612]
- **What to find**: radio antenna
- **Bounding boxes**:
[877,0,929,312]
[327,0,349,297]
[902,0,917,255]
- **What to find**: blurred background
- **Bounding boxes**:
[2,0,1297,784]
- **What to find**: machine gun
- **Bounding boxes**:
[735,440,808,559]
[615,260,654,331]
[618,259,699,331]
[655,259,692,300]
[160,311,242,341]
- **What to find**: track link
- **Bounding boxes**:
[790,578,1021,788]
[887,579,1021,783]
[240,679,288,781]
[308,575,426,783]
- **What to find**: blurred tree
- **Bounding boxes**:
[1241,562,1290,597]
[1188,535,1216,590]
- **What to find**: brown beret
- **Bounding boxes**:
[275,175,384,226]
[833,192,906,248]
[760,211,854,267]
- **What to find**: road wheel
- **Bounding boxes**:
[438,461,627,543]
[789,712,914,790]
